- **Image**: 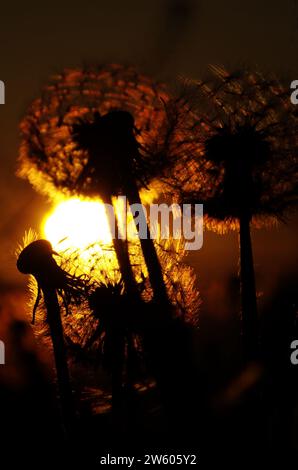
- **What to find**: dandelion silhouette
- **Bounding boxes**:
[83,267,200,420]
[18,64,180,310]
[165,66,298,359]
[16,239,89,433]
[86,282,143,413]
[72,108,172,308]
[17,233,200,419]
[58,237,200,421]
[17,64,202,424]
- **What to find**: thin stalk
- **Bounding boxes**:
[102,193,139,298]
[127,182,170,309]
[239,213,259,361]
[40,283,74,436]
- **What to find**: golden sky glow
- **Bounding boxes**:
[43,198,113,251]
[41,197,141,284]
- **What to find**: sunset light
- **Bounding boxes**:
[4,2,298,462]
[43,198,113,251]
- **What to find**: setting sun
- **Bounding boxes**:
[41,197,144,284]
[43,198,112,251]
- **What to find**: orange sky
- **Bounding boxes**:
[0,0,297,311]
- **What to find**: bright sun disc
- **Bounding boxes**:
[43,198,112,251]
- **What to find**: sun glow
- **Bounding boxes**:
[42,197,143,281]
[42,191,157,283]
[43,188,158,253]
[43,198,113,251]
[36,194,199,322]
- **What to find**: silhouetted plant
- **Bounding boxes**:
[63,238,200,363]
[16,238,89,434]
[71,110,164,302]
[72,263,200,426]
[18,64,180,309]
[18,232,200,418]
[17,65,202,425]
[86,282,143,413]
[164,66,298,360]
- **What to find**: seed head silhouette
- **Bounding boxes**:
[17,239,57,276]
[17,239,77,432]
